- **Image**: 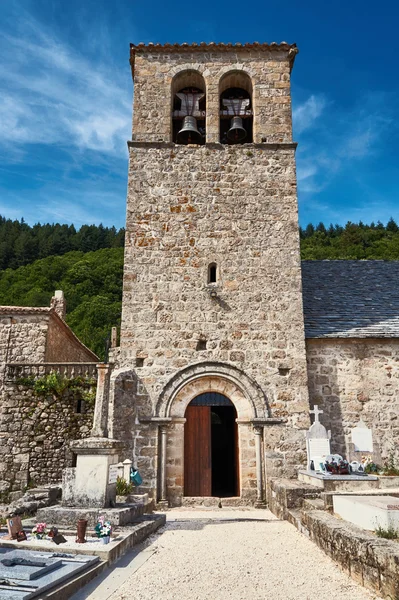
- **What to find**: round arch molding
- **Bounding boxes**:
[155,361,269,420]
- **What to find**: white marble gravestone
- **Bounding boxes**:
[305,405,331,471]
[351,420,373,452]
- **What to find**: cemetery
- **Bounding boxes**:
[268,405,399,598]
[0,360,165,598]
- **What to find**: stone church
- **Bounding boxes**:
[1,42,397,507]
[107,41,399,507]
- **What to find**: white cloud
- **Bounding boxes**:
[294,91,396,204]
[0,13,132,158]
[293,94,327,134]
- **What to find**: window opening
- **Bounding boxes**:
[208,263,217,284]
[76,399,86,414]
[136,357,144,367]
[220,87,253,144]
[196,339,207,351]
[173,86,206,145]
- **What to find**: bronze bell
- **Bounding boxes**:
[177,116,202,144]
[227,116,247,143]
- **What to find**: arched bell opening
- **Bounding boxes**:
[184,392,239,498]
[171,70,206,145]
[219,71,253,144]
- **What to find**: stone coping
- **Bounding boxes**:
[332,494,399,510]
[299,470,378,481]
[130,41,297,51]
[127,141,298,151]
[70,437,123,453]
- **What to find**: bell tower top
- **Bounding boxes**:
[129,41,298,145]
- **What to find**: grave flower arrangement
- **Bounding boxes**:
[31,522,48,539]
[94,516,112,544]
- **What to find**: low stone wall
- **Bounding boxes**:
[268,478,399,599]
[0,383,93,497]
[301,509,399,599]
[267,478,321,520]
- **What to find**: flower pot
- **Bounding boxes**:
[101,536,110,545]
[76,519,88,544]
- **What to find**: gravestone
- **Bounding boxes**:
[5,516,24,540]
[305,405,331,471]
[351,420,373,452]
[0,549,99,599]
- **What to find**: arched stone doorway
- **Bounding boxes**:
[184,392,238,497]
[155,363,270,506]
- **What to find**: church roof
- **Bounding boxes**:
[302,260,399,338]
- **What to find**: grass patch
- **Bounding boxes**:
[375,525,399,539]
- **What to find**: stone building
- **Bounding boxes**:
[108,41,399,508]
[110,41,310,507]
[0,292,98,496]
[303,261,399,465]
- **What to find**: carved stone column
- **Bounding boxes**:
[160,426,168,502]
[91,363,113,438]
[254,426,264,505]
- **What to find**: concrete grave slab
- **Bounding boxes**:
[333,494,399,531]
[0,548,99,599]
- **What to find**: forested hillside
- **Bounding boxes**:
[0,248,124,359]
[0,216,125,270]
[300,218,399,259]
[1,217,399,359]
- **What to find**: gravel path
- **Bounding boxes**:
[108,509,381,600]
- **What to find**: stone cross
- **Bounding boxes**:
[309,405,323,423]
[305,405,331,470]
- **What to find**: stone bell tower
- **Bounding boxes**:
[111,41,310,507]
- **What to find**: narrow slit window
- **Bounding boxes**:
[208,263,217,284]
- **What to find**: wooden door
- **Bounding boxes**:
[184,405,211,496]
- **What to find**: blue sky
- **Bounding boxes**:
[0,0,398,229]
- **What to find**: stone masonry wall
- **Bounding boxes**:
[0,383,93,498]
[132,47,294,144]
[306,338,399,464]
[0,314,48,365]
[118,141,310,496]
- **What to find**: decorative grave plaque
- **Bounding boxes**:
[108,463,119,485]
[351,420,373,452]
[305,405,331,471]
[6,516,24,540]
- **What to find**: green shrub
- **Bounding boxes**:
[116,477,133,496]
[375,525,399,540]
[382,453,399,476]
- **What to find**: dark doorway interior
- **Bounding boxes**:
[211,406,237,497]
[184,393,239,497]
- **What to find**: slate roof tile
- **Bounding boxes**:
[301,260,399,338]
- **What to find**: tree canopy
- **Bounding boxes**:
[300,219,399,260]
[0,248,124,359]
[2,216,399,359]
[0,216,125,270]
